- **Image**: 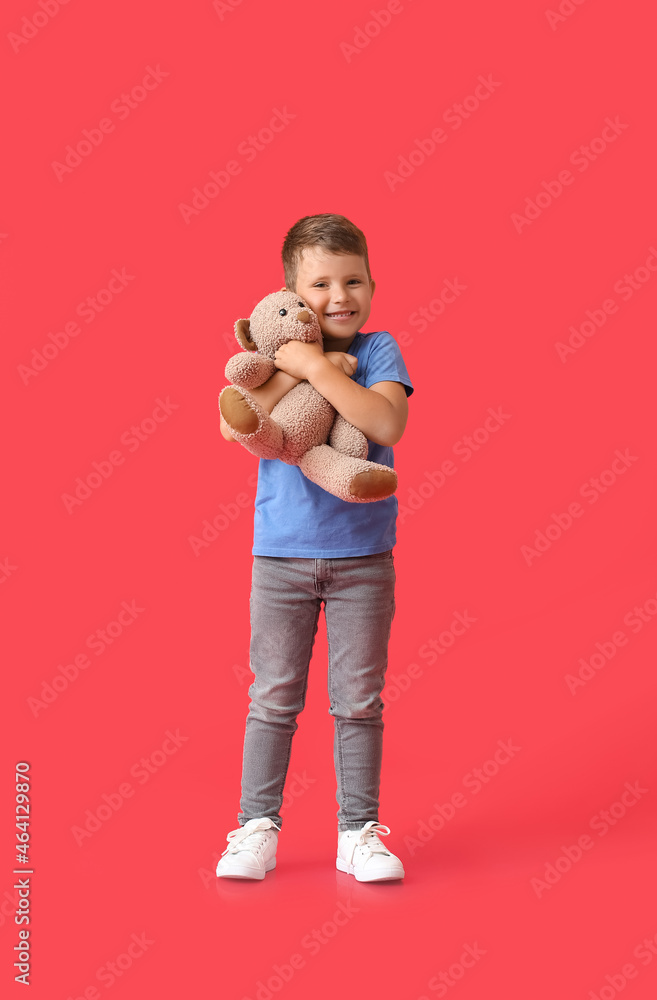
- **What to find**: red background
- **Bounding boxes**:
[2,0,656,997]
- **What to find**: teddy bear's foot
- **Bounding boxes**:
[349,468,398,501]
[220,386,259,434]
[297,446,397,503]
[219,386,284,459]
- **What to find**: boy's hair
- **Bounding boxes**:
[281,213,371,292]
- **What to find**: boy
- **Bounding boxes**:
[216,213,414,882]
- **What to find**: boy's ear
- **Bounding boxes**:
[370,279,376,298]
[235,318,257,352]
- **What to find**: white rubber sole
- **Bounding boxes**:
[336,857,404,882]
[216,856,276,880]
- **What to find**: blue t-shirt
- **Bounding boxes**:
[252,331,414,557]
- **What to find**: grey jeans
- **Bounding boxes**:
[237,550,396,832]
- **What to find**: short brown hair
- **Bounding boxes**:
[281,213,371,291]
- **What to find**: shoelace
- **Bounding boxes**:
[343,821,392,862]
[221,817,281,857]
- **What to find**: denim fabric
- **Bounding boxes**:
[237,550,396,832]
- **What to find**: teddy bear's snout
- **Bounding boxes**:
[296,309,311,323]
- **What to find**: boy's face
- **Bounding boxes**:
[293,247,376,351]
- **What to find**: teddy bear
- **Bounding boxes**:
[218,289,398,502]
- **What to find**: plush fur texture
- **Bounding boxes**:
[218,289,398,503]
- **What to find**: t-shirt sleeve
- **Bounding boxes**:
[363,332,414,397]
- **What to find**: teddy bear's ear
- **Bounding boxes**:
[234,318,257,352]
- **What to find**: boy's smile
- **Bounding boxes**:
[293,247,376,352]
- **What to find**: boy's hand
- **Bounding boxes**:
[274,340,326,380]
[274,341,358,380]
[324,352,358,376]
[220,413,236,442]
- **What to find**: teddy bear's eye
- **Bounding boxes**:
[279,308,287,316]
[297,302,304,307]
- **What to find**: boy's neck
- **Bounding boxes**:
[323,333,358,353]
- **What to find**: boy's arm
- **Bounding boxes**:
[219,353,359,442]
[220,370,301,442]
[273,342,408,447]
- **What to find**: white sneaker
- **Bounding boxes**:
[336,821,405,882]
[216,817,281,880]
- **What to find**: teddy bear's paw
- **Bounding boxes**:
[349,468,398,501]
[220,387,259,434]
